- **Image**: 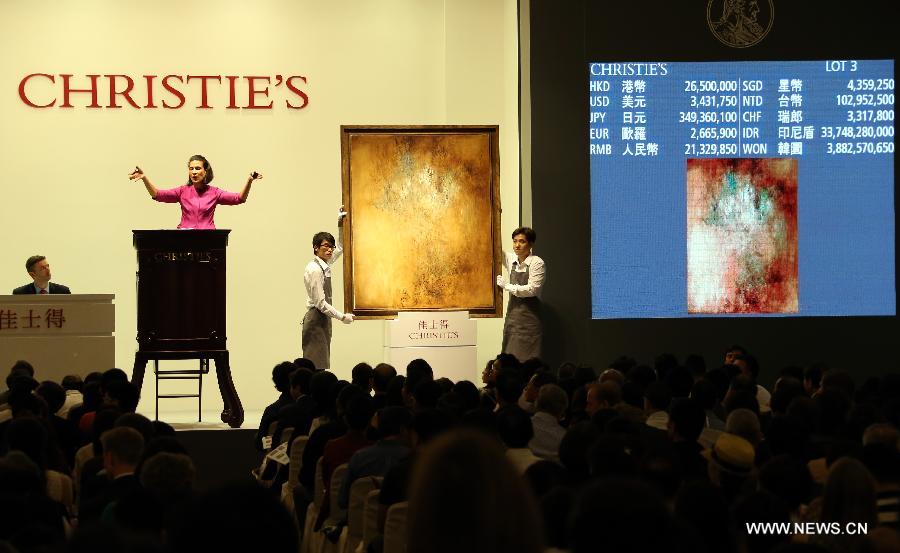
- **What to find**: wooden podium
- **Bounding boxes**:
[0,294,115,382]
[131,230,243,427]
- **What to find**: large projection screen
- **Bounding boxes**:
[588,60,895,319]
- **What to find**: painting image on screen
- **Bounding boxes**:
[686,158,798,314]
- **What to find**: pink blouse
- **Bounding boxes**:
[153,184,244,229]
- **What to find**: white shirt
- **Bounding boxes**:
[529,411,565,463]
[502,250,546,298]
[58,390,83,418]
[304,228,344,320]
[506,447,542,474]
[645,410,669,431]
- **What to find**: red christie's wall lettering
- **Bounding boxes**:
[18,73,309,110]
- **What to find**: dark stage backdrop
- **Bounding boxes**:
[529,0,898,383]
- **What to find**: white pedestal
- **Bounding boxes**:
[384,311,478,383]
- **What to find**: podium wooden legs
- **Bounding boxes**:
[132,350,244,428]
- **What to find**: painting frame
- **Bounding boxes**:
[340,125,503,319]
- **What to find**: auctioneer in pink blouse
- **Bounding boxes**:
[153,184,244,229]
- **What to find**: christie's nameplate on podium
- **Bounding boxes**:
[384,311,477,382]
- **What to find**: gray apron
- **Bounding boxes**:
[502,262,542,362]
[302,264,333,370]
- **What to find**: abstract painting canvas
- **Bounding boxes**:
[687,158,799,314]
[340,125,502,319]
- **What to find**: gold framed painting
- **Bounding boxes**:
[340,125,502,319]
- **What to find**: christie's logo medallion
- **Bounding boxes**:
[707,0,774,48]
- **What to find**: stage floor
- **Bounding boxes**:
[135,408,265,491]
[138,408,263,431]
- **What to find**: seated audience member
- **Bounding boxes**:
[168,481,297,553]
[644,381,672,431]
[407,430,544,553]
[665,365,695,399]
[684,353,707,380]
[315,394,375,524]
[139,451,195,508]
[703,432,756,503]
[5,415,72,512]
[598,368,624,387]
[497,405,540,473]
[654,353,679,383]
[770,376,805,416]
[76,407,124,496]
[585,381,622,418]
[78,369,130,435]
[639,447,683,503]
[529,383,568,463]
[297,373,346,492]
[112,450,196,537]
[35,380,80,467]
[725,408,769,464]
[809,457,878,553]
[558,421,602,484]
[115,413,156,445]
[808,388,851,463]
[820,368,856,400]
[351,362,374,394]
[372,363,397,411]
[704,367,731,419]
[518,369,557,414]
[411,380,443,412]
[571,477,684,553]
[80,426,145,524]
[103,380,140,414]
[732,490,792,553]
[452,380,481,413]
[272,366,316,446]
[403,359,434,409]
[308,370,341,431]
[68,380,101,432]
[480,359,498,409]
[733,353,771,414]
[588,434,638,478]
[337,405,412,509]
[59,375,84,418]
[0,451,67,552]
[675,482,736,553]
[724,344,747,366]
[626,364,657,391]
[255,361,296,451]
[371,409,456,548]
[495,366,527,411]
[692,378,725,449]
[378,408,455,509]
[758,455,815,521]
[861,441,900,529]
[0,360,36,408]
[804,363,827,397]
[723,375,762,417]
[433,377,452,395]
[519,358,548,385]
[863,423,900,448]
[384,375,406,408]
[668,397,708,481]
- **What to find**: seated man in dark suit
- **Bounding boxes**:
[12,255,71,294]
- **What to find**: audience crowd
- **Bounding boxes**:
[2,345,900,553]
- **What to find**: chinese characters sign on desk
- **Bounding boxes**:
[0,308,67,331]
